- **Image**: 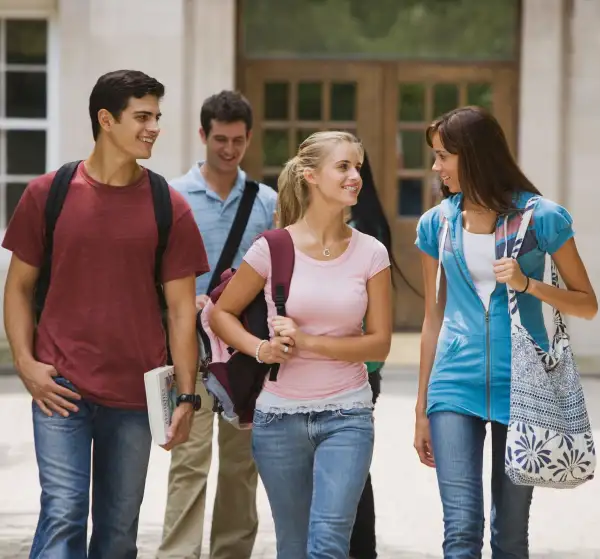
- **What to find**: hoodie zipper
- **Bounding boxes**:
[452,254,492,421]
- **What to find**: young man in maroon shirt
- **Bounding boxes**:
[2,70,209,558]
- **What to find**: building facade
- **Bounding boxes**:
[0,0,598,372]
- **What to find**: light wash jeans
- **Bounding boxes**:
[252,408,374,559]
[30,376,152,559]
[429,411,534,559]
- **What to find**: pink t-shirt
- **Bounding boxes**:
[243,228,390,400]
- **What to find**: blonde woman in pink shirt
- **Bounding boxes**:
[209,131,392,558]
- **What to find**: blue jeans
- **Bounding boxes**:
[252,408,374,559]
[30,377,152,559]
[429,412,533,559]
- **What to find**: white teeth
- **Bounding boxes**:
[141,138,154,144]
[343,186,358,192]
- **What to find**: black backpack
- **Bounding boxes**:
[34,161,173,330]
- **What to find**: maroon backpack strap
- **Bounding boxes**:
[261,229,294,382]
[261,229,295,317]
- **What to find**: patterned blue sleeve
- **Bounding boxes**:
[415,206,441,259]
[534,198,575,254]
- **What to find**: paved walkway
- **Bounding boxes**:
[1,371,600,558]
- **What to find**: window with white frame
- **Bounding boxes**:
[0,18,48,229]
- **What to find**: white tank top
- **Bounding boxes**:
[462,230,497,310]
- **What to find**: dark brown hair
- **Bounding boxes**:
[426,106,541,213]
[200,90,253,136]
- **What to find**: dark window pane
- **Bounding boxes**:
[7,131,46,175]
[399,131,423,169]
[434,84,459,118]
[296,128,320,148]
[7,20,47,64]
[6,72,47,118]
[399,84,425,122]
[398,178,423,217]
[330,82,356,121]
[297,82,322,120]
[263,130,289,167]
[264,82,289,120]
[262,175,279,191]
[468,82,493,110]
[6,183,28,224]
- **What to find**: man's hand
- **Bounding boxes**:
[18,358,81,417]
[161,404,194,451]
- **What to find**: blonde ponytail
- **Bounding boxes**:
[277,157,307,228]
[276,130,363,228]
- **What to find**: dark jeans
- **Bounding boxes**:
[349,369,381,559]
[29,376,152,559]
[429,412,533,559]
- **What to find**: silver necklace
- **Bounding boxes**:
[304,217,332,257]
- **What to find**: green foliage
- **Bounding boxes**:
[243,0,518,60]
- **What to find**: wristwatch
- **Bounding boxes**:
[176,393,201,411]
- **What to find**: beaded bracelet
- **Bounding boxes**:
[255,339,268,363]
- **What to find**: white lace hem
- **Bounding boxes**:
[255,400,374,415]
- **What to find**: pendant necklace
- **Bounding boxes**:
[304,217,332,257]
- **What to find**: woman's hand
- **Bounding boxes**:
[414,413,435,468]
[270,316,307,348]
[258,336,294,365]
[493,257,528,292]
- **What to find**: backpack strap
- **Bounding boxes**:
[262,228,295,381]
[148,169,173,311]
[35,160,82,322]
[207,180,259,294]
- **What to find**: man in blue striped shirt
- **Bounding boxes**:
[158,91,276,559]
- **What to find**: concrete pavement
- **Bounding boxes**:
[1,370,600,558]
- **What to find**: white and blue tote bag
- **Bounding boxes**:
[504,196,596,488]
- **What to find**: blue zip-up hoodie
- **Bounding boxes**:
[415,191,574,425]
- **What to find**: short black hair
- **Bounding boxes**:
[200,90,253,136]
[89,70,165,140]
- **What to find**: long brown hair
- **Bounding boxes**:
[277,130,363,227]
[426,106,541,213]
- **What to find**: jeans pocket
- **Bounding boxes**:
[253,409,277,427]
[334,407,373,420]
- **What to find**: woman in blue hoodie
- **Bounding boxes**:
[414,106,597,558]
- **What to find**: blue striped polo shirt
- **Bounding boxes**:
[171,162,277,295]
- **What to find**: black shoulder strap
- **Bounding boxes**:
[207,180,259,293]
[148,169,172,310]
[35,160,82,322]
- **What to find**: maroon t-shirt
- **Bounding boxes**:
[2,163,209,409]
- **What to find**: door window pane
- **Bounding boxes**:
[399,131,423,170]
[297,82,322,120]
[468,82,493,110]
[434,84,459,118]
[263,130,289,167]
[399,84,425,122]
[398,178,423,217]
[296,128,320,148]
[330,82,356,121]
[7,130,46,175]
[264,82,289,120]
[262,175,279,191]
[6,72,47,118]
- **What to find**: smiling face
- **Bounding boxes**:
[98,94,161,161]
[305,140,363,209]
[431,132,460,194]
[201,119,251,175]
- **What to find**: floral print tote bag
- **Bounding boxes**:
[504,196,596,488]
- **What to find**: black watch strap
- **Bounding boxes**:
[176,393,201,410]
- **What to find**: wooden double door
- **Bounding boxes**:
[240,60,518,329]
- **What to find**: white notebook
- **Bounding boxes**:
[144,365,177,445]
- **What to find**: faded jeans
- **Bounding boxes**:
[252,408,374,559]
[429,411,533,559]
[30,376,152,559]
